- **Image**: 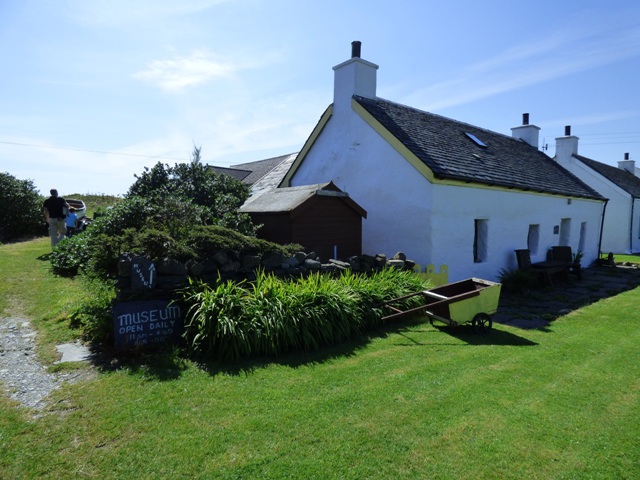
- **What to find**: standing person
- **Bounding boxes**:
[43,189,69,247]
[65,207,79,237]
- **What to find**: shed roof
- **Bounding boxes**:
[353,96,605,201]
[239,181,366,218]
[574,154,640,197]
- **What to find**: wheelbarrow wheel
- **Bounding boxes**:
[472,313,492,334]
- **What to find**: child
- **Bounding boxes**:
[65,207,79,237]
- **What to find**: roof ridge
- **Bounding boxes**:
[353,95,604,200]
[354,95,519,143]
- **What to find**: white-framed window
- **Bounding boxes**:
[474,219,488,263]
[527,224,540,255]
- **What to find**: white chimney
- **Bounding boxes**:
[555,125,579,167]
[618,152,636,175]
[332,41,378,113]
[511,113,540,148]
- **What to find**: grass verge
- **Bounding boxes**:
[0,238,639,478]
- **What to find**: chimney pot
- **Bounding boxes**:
[522,113,529,125]
[351,41,361,58]
[565,125,571,136]
[625,152,630,160]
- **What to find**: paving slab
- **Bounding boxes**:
[495,265,640,329]
[55,342,92,363]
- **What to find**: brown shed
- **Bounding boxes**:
[239,182,367,261]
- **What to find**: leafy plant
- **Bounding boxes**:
[0,172,45,242]
[126,160,256,236]
[181,268,430,361]
[573,250,584,264]
[69,277,117,344]
[498,267,536,293]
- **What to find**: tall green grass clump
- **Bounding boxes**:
[182,268,430,361]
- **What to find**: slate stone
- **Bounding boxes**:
[130,255,156,290]
[304,259,322,270]
[212,250,229,266]
[263,252,286,269]
[374,254,387,266]
[393,251,407,261]
[157,258,188,276]
[118,256,132,277]
[242,255,262,269]
[284,256,301,268]
[387,259,405,269]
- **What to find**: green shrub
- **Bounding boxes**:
[181,268,430,361]
[128,228,195,263]
[126,161,256,236]
[51,230,123,278]
[69,277,117,344]
[50,235,86,276]
[184,225,295,260]
[0,172,45,242]
[498,267,537,293]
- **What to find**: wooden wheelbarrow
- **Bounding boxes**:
[382,278,502,334]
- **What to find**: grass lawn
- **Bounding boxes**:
[614,253,640,264]
[1,238,639,479]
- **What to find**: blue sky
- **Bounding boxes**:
[1,0,639,196]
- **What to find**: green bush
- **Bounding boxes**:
[127,161,256,237]
[50,235,86,276]
[181,268,430,361]
[185,225,298,260]
[50,212,299,279]
[0,172,45,242]
[69,277,117,344]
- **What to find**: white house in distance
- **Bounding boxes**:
[280,41,606,282]
[554,132,640,254]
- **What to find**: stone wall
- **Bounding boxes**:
[116,250,417,300]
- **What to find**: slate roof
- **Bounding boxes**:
[209,153,298,199]
[354,96,605,200]
[574,154,640,197]
[239,181,366,217]
[232,153,296,185]
[208,165,252,182]
[244,153,297,198]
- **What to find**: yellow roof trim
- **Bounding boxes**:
[283,98,601,203]
[352,98,600,202]
[432,178,605,202]
[280,105,333,187]
[352,99,437,182]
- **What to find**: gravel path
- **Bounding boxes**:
[0,316,79,410]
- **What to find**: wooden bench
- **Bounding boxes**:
[550,246,582,279]
[514,249,568,286]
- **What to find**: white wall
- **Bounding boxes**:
[563,160,634,254]
[429,184,603,281]
[292,107,604,282]
[291,110,434,262]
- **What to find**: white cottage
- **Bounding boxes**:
[555,130,640,254]
[281,42,606,282]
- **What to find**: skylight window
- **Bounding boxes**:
[465,132,487,148]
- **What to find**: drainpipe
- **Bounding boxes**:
[630,197,636,253]
[598,199,609,259]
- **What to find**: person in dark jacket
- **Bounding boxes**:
[43,189,69,247]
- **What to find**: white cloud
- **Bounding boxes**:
[132,50,236,91]
[404,14,640,111]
